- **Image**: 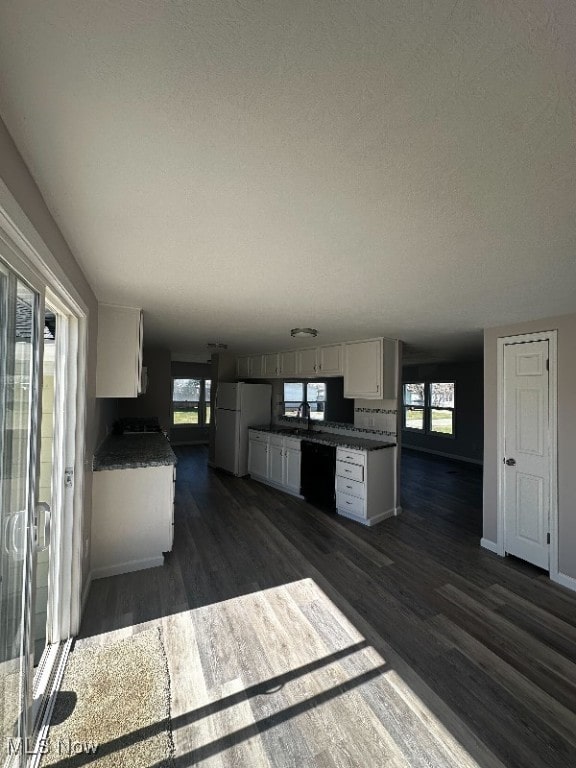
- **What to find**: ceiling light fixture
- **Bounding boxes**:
[290,328,318,338]
[207,342,228,349]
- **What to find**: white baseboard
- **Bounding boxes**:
[91,555,165,580]
[338,506,396,527]
[480,538,501,555]
[551,571,576,594]
[249,473,303,498]
[402,444,483,465]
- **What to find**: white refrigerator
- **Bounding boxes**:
[214,382,272,476]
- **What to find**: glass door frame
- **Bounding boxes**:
[0,179,89,763]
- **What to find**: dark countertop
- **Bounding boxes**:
[93,433,177,471]
[249,425,396,452]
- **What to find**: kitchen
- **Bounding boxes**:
[90,307,402,580]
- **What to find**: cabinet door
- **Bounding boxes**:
[318,344,343,376]
[297,347,318,377]
[249,355,264,378]
[280,350,297,377]
[263,353,280,377]
[248,439,268,478]
[237,356,251,378]
[285,447,301,493]
[96,304,143,397]
[269,444,284,485]
[344,339,383,399]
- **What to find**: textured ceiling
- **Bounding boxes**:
[0,0,575,361]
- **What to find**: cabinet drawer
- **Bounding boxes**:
[336,492,366,517]
[249,431,269,443]
[336,448,366,467]
[336,460,364,482]
[284,437,301,451]
[336,475,365,499]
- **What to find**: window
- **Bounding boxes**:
[172,377,211,426]
[403,382,425,431]
[283,382,327,421]
[429,382,455,435]
[403,381,455,437]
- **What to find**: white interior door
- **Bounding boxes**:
[503,340,550,569]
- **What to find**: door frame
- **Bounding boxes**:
[0,179,89,641]
[496,330,558,581]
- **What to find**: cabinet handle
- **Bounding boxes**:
[376,384,379,392]
[346,501,352,505]
[346,485,352,489]
[344,468,351,473]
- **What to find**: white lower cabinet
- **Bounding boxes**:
[269,439,284,485]
[248,430,302,496]
[284,445,301,494]
[248,434,269,479]
[335,446,397,526]
[91,464,175,578]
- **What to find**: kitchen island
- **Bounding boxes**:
[91,433,177,579]
[248,424,399,526]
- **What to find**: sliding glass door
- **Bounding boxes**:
[0,260,41,766]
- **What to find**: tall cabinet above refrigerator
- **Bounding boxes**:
[214,382,272,476]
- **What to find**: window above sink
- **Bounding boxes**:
[282,381,327,421]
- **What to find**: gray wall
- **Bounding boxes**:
[117,347,172,430]
[484,312,576,581]
[0,117,102,595]
[170,361,212,444]
[402,361,483,463]
[208,352,237,463]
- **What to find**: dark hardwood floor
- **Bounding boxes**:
[79,446,576,768]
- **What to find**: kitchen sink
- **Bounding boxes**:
[275,427,313,436]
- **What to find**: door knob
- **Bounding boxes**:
[505,458,516,466]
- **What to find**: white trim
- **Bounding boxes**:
[0,179,90,639]
[551,571,576,593]
[0,179,89,315]
[91,556,165,580]
[69,316,88,636]
[250,475,304,498]
[496,330,559,572]
[402,444,483,465]
[480,538,500,555]
[29,638,73,768]
[337,506,398,527]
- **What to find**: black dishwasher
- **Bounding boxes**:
[300,440,336,511]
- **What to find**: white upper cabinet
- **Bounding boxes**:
[236,337,398,399]
[96,304,143,398]
[279,350,297,377]
[249,354,264,378]
[318,344,343,376]
[297,347,318,377]
[237,356,250,378]
[344,339,382,398]
[343,338,398,399]
[263,352,280,377]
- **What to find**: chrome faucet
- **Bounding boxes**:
[297,402,313,431]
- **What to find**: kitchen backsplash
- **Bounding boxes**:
[354,397,398,435]
[277,414,397,440]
